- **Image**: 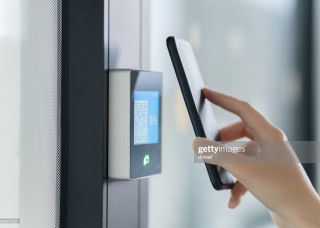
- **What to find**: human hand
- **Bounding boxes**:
[192,88,320,228]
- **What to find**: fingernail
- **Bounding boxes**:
[228,197,234,209]
[192,137,203,150]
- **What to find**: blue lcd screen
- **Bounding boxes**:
[134,91,159,145]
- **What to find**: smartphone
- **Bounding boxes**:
[166,36,234,190]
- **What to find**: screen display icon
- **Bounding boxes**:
[134,91,159,145]
[143,154,150,166]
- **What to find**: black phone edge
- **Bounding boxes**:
[166,36,232,190]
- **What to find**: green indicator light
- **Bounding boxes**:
[143,155,150,166]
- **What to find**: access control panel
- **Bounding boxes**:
[108,69,162,180]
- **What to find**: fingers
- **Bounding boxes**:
[228,181,247,209]
[241,141,260,156]
[202,88,270,138]
[219,121,254,141]
[192,137,259,175]
[219,122,245,141]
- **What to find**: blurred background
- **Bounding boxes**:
[149,0,320,227]
[1,0,320,228]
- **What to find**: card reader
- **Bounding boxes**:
[108,69,162,180]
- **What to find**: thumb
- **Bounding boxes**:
[192,137,223,155]
[192,137,257,171]
[192,137,229,167]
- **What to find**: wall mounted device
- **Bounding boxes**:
[108,69,162,180]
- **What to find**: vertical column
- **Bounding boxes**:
[140,0,151,70]
[60,0,105,227]
[139,1,150,227]
[315,0,320,192]
[107,0,140,227]
[107,0,149,227]
[109,0,141,69]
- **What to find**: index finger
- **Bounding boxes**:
[202,88,269,132]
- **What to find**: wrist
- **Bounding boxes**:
[287,192,320,227]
